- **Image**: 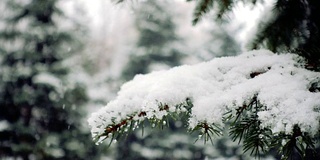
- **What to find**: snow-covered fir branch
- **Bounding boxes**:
[88,49,320,157]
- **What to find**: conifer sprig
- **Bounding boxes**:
[93,72,319,159]
[192,0,214,25]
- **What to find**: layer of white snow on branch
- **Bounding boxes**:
[88,50,320,140]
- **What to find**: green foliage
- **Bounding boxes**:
[95,98,193,140]
[121,0,184,81]
[135,1,177,48]
[190,0,261,24]
[228,97,271,157]
[192,0,214,25]
[96,95,319,159]
[189,0,320,70]
[204,25,241,58]
[250,0,320,71]
[0,0,106,159]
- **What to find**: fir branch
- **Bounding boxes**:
[250,0,313,57]
[272,125,317,160]
[96,99,193,143]
[230,96,272,158]
[191,122,223,144]
[216,0,233,19]
[95,111,146,142]
[192,0,214,25]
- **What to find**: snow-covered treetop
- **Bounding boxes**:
[88,50,320,151]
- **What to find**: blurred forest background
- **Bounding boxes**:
[0,0,281,159]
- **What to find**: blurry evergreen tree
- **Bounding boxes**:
[121,0,184,81]
[0,0,106,159]
[199,25,241,60]
[210,26,240,57]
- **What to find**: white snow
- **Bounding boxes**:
[33,72,62,89]
[88,50,320,143]
[0,120,9,131]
